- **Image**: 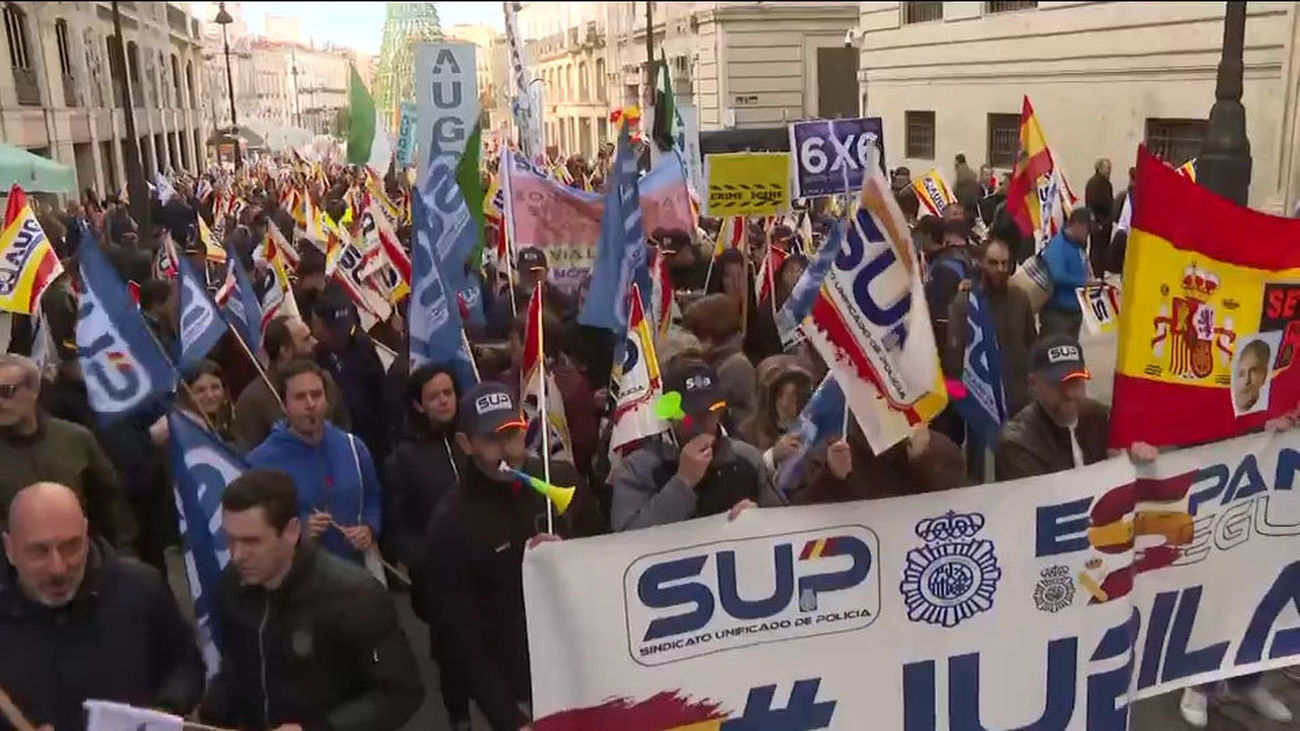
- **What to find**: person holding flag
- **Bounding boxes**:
[1039,208,1097,339]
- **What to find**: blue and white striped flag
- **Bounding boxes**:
[579,126,650,332]
[775,219,845,345]
[176,257,226,370]
[409,163,478,389]
[953,287,1008,445]
[76,240,176,424]
[168,409,244,675]
[775,373,846,496]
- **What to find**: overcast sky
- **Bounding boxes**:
[200,2,503,54]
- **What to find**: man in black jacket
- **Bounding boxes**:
[420,382,604,731]
[310,287,392,467]
[0,482,203,729]
[200,469,423,731]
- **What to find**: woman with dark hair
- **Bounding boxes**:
[381,363,469,729]
[179,359,237,448]
[740,355,814,478]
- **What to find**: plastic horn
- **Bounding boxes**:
[506,468,575,515]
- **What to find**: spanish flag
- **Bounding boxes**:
[0,184,63,314]
[1110,146,1300,448]
[1005,95,1076,242]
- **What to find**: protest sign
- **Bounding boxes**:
[1078,283,1120,335]
[1112,147,1300,449]
[704,152,790,217]
[395,100,417,167]
[526,429,1300,729]
[415,42,478,169]
[678,104,704,196]
[789,117,885,199]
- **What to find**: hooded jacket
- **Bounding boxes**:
[419,455,604,731]
[740,355,815,454]
[246,422,382,562]
[199,543,423,731]
[0,539,204,730]
[610,433,785,531]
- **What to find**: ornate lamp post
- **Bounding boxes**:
[1197,1,1252,206]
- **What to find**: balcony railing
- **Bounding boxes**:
[13,66,40,106]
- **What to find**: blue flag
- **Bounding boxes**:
[418,143,484,327]
[409,163,478,388]
[775,373,846,496]
[775,220,845,344]
[76,241,177,424]
[953,287,1008,445]
[579,127,650,332]
[176,257,227,370]
[168,409,244,674]
[220,256,263,355]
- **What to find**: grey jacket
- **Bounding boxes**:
[611,435,785,531]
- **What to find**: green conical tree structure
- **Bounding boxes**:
[373,2,443,133]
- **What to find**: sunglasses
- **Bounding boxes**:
[0,383,24,399]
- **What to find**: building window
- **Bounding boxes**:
[6,3,38,105]
[55,19,72,75]
[185,60,194,109]
[170,54,181,105]
[903,2,944,24]
[905,111,935,160]
[578,61,588,101]
[1145,118,1207,166]
[987,113,1021,169]
[595,58,606,102]
[986,1,1038,13]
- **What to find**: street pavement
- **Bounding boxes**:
[163,329,1299,730]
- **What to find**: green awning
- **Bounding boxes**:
[0,143,77,193]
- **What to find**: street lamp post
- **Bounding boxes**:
[1198,1,1252,206]
[109,0,150,232]
[214,2,242,170]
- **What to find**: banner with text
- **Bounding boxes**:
[415,42,478,170]
[704,152,790,217]
[395,100,417,167]
[789,116,885,199]
[525,430,1300,729]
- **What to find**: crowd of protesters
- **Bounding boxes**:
[0,145,1294,731]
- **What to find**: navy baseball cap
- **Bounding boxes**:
[459,381,527,437]
[663,362,726,416]
[1032,335,1090,384]
[518,246,547,272]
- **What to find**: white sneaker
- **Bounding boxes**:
[1179,687,1209,728]
[1241,683,1293,723]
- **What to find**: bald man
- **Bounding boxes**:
[0,483,204,731]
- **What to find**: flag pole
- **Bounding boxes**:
[536,283,554,534]
[0,682,35,731]
[460,327,481,382]
[226,322,284,413]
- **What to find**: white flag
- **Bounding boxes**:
[84,700,184,731]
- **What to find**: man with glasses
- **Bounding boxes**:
[0,354,137,550]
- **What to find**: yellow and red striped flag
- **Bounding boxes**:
[1005,95,1077,243]
[0,184,63,314]
[910,169,957,218]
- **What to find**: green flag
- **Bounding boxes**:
[459,122,486,265]
[347,65,392,170]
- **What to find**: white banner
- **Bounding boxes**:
[525,430,1300,728]
[415,42,479,170]
[678,104,704,198]
[84,700,183,731]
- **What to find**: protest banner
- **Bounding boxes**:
[1078,283,1120,336]
[525,428,1300,729]
[704,152,790,217]
[395,100,417,167]
[678,104,704,196]
[789,117,885,199]
[1112,147,1300,449]
[415,42,478,169]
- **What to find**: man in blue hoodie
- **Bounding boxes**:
[1040,208,1097,339]
[247,359,382,564]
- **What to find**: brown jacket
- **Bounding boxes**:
[994,399,1110,482]
[945,283,1038,418]
[793,430,968,505]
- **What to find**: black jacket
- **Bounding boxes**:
[317,334,392,468]
[994,399,1111,481]
[419,456,604,731]
[382,420,463,592]
[0,540,204,731]
[200,544,423,731]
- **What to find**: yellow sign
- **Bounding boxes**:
[704,152,790,217]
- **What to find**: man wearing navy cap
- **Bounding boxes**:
[610,361,785,531]
[420,382,603,731]
[994,335,1110,480]
[310,285,391,466]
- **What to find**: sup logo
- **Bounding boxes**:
[624,526,880,666]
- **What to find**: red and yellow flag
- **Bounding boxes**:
[910,169,957,218]
[1005,95,1076,242]
[1111,147,1300,448]
[0,185,63,314]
